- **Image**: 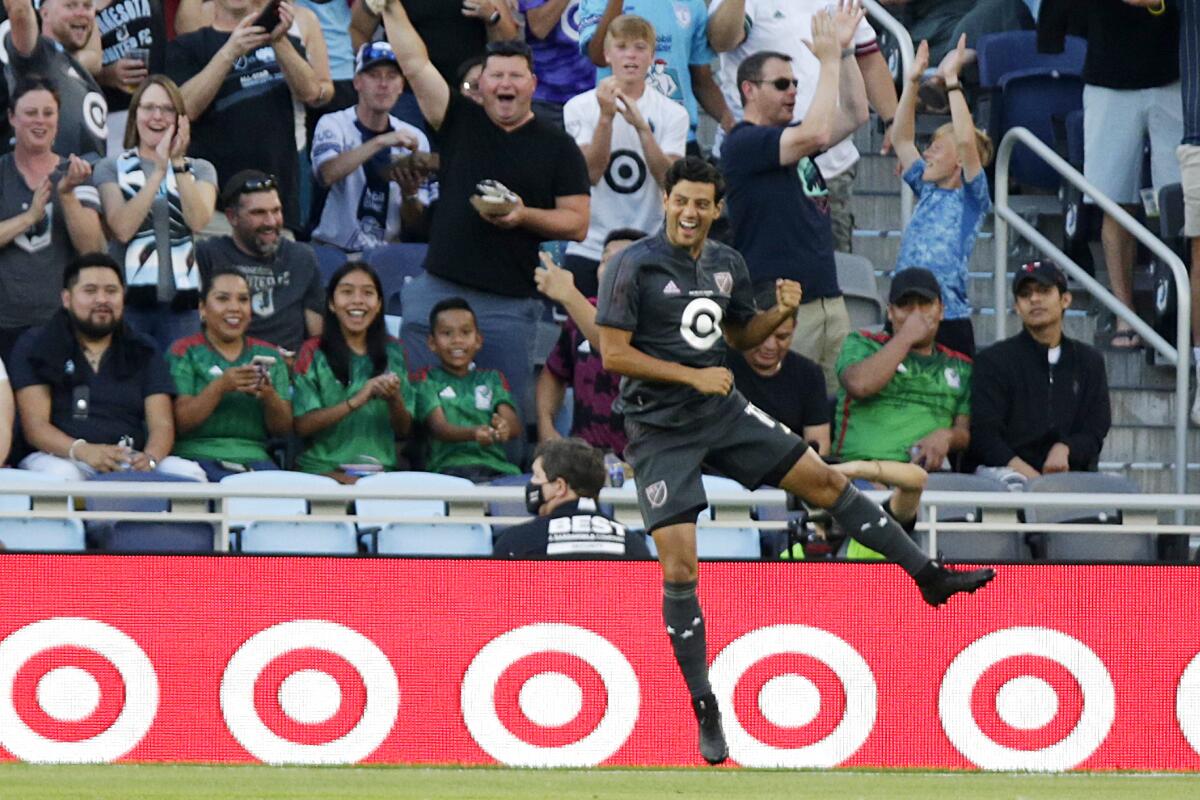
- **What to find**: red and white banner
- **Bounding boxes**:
[1,555,1199,770]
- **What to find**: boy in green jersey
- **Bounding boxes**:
[412,298,521,481]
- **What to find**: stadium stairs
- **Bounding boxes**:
[847,121,1200,501]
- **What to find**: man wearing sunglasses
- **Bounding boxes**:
[720,2,868,394]
[377,0,590,454]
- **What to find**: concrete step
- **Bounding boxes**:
[1109,387,1178,426]
[1104,350,1181,388]
[850,231,999,274]
[850,191,904,230]
[854,153,903,194]
[1100,424,1200,465]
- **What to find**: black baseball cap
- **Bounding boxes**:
[888,268,942,304]
[1013,260,1068,296]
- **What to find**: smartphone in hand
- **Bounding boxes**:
[254,0,282,31]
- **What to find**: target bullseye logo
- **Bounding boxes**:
[1174,651,1200,755]
[939,627,1114,770]
[220,621,399,765]
[710,625,876,768]
[460,624,638,767]
[0,618,158,763]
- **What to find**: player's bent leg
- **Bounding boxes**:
[652,520,728,765]
[778,450,995,606]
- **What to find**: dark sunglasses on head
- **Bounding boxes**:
[237,177,277,195]
[755,77,800,91]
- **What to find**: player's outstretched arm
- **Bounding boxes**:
[599,326,732,396]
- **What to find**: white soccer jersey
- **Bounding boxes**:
[564,86,689,262]
[711,0,879,177]
[310,107,433,252]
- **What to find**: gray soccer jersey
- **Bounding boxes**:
[595,229,757,427]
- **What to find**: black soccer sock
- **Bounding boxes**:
[882,498,917,535]
[829,483,931,578]
[663,580,712,699]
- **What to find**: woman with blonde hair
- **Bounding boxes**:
[93,74,218,349]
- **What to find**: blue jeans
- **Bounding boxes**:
[401,273,541,461]
[125,305,201,353]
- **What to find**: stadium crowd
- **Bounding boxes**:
[0,0,1191,511]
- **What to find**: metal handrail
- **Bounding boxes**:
[862,0,914,226]
[992,127,1192,506]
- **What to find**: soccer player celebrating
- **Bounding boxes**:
[596,155,995,765]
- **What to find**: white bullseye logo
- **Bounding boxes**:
[938,627,1114,771]
[680,297,723,351]
[710,625,877,768]
[460,624,638,767]
[220,620,399,765]
[0,618,158,763]
[1174,651,1200,755]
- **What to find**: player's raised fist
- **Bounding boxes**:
[775,278,802,312]
[692,366,733,396]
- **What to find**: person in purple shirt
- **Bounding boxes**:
[520,0,595,128]
[534,228,646,456]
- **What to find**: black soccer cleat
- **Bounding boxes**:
[917,562,995,607]
[692,692,729,765]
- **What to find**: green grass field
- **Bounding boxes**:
[0,765,1196,800]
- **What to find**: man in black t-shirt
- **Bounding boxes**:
[378,0,590,439]
[3,0,107,159]
[166,0,321,229]
[730,287,830,455]
[720,8,868,392]
[595,156,994,766]
[493,437,652,559]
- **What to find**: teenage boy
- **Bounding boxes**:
[562,13,687,296]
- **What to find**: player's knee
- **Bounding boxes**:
[656,550,698,583]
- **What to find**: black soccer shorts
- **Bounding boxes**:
[624,393,809,533]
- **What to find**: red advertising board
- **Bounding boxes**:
[1,555,1199,770]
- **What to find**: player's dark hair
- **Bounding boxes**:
[603,228,649,247]
[429,297,477,331]
[664,156,726,204]
[535,438,606,499]
[9,75,60,111]
[64,252,124,290]
[201,265,250,301]
[321,261,389,386]
[736,50,792,105]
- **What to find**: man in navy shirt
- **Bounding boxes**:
[596,156,993,766]
[10,253,205,481]
[720,5,868,391]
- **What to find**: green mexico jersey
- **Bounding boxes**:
[834,331,971,462]
[412,365,520,476]
[292,337,413,474]
[167,334,292,464]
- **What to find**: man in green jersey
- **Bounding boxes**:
[412,298,521,481]
[835,268,971,469]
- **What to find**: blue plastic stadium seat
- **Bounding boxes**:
[976,32,1086,90]
[96,521,216,553]
[239,521,359,554]
[375,522,493,555]
[365,244,428,312]
[997,69,1084,189]
[219,471,341,529]
[312,243,349,284]
[0,519,85,551]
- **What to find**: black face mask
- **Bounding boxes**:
[524,480,545,514]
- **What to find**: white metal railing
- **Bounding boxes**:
[863,0,914,226]
[2,482,1199,558]
[992,127,1192,506]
